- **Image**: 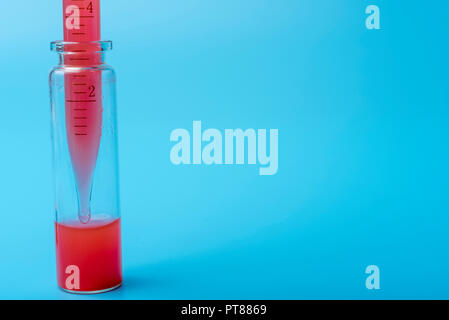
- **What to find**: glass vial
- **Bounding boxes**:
[49,41,122,294]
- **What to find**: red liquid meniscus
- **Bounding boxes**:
[55,217,122,292]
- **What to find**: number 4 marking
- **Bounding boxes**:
[87,2,93,14]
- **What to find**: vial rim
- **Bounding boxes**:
[50,40,113,53]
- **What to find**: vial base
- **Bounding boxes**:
[59,283,122,295]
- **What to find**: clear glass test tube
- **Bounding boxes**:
[49,41,122,294]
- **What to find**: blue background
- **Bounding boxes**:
[0,0,448,299]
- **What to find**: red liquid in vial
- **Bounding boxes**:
[55,218,122,292]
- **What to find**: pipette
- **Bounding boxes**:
[63,0,102,223]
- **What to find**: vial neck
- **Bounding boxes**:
[59,52,106,67]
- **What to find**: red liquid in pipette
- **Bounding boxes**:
[55,218,122,292]
[56,0,122,293]
[64,0,102,223]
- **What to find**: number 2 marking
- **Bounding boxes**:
[88,85,96,97]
